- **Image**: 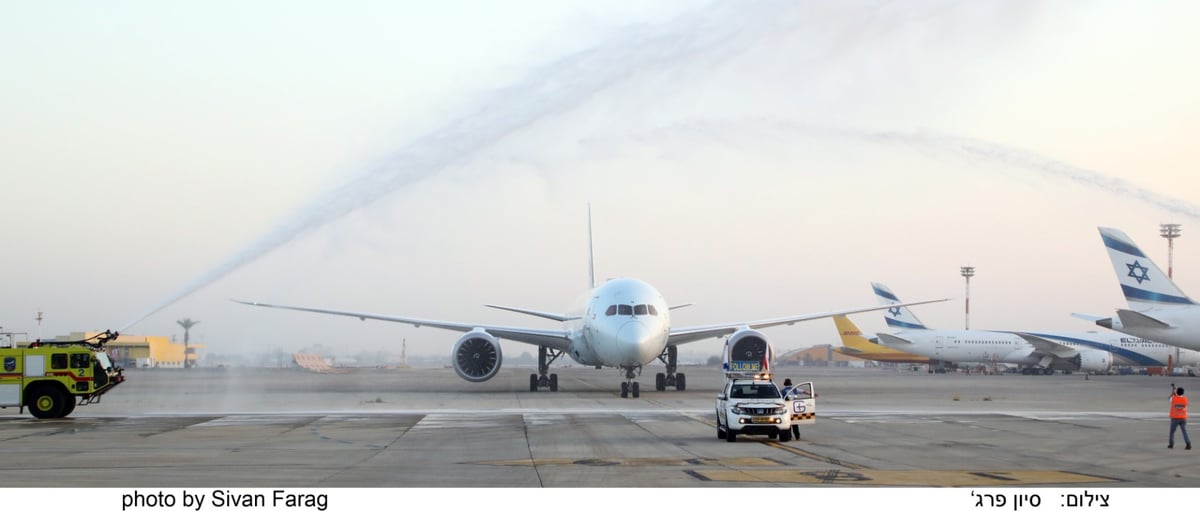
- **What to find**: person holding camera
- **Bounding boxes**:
[1170,383,1192,450]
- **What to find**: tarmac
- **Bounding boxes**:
[1,364,1198,488]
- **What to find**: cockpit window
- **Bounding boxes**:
[605,305,617,316]
[618,304,632,315]
[648,305,658,316]
[634,304,647,316]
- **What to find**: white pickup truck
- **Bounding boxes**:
[716,377,792,442]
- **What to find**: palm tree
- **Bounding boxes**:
[176,318,199,369]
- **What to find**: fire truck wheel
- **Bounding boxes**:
[60,398,77,418]
[28,386,66,419]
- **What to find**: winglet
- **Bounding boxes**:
[587,203,595,290]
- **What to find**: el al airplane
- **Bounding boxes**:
[235,212,945,398]
[1078,227,1200,358]
[830,315,929,364]
[872,282,1195,374]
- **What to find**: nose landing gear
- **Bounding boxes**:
[619,365,641,398]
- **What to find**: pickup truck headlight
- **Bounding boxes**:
[731,405,747,415]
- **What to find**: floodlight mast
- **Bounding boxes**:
[960,266,975,330]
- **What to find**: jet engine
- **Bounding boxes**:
[724,329,771,373]
[1073,350,1112,373]
[451,331,502,382]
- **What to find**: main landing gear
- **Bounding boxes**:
[654,346,687,392]
[620,365,641,398]
[530,346,562,392]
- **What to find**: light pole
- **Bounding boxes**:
[1161,223,1182,279]
[960,266,975,330]
[1160,224,1182,367]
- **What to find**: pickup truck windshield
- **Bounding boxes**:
[729,383,781,399]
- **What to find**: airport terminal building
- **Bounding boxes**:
[54,331,202,369]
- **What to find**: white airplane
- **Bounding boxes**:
[1081,227,1200,355]
[872,282,1197,374]
[235,212,945,398]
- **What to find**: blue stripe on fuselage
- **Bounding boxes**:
[1022,331,1164,366]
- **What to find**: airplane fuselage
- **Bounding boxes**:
[1106,307,1200,353]
[565,277,671,368]
[880,329,1199,368]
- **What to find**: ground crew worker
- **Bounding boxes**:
[1169,384,1192,450]
[781,378,801,439]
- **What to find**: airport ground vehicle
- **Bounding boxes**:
[714,334,816,442]
[0,330,125,418]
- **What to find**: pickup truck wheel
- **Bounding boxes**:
[768,431,777,439]
[726,430,737,443]
[779,429,792,442]
[717,422,726,439]
[28,386,65,419]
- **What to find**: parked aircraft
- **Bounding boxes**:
[236,211,945,397]
[831,315,929,364]
[871,282,1195,374]
[1083,227,1200,356]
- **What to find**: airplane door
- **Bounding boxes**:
[790,382,816,426]
[934,336,946,358]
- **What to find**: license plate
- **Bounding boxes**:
[749,416,773,424]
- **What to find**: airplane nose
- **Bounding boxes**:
[617,321,658,363]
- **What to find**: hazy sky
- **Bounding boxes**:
[3,1,1199,363]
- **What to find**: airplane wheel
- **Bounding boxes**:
[620,382,629,398]
[676,373,686,391]
[1043,368,1054,375]
[779,429,792,442]
[549,374,558,392]
[631,382,640,398]
[655,373,666,391]
[529,374,538,392]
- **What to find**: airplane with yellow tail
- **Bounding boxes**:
[832,314,930,364]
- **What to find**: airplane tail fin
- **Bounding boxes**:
[1098,227,1196,310]
[872,282,928,329]
[833,315,877,352]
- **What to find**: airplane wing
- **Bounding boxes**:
[233,300,572,351]
[876,332,914,345]
[1071,312,1109,323]
[1117,309,1173,329]
[1011,332,1083,358]
[666,298,947,345]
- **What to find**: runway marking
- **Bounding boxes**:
[685,469,1122,486]
[474,457,787,467]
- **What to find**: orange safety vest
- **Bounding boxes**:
[1171,395,1188,420]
